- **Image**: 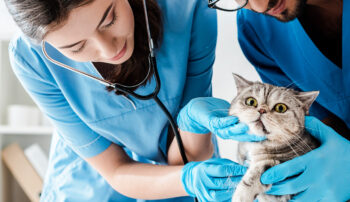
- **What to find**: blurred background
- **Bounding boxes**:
[0,1,260,202]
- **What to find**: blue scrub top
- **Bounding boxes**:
[237,3,350,131]
[8,0,218,201]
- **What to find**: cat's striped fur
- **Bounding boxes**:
[229,74,319,202]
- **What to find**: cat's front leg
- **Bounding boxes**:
[232,160,275,202]
[257,193,291,202]
[237,142,249,165]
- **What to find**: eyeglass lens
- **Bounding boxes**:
[211,0,248,11]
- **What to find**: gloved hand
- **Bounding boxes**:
[177,97,265,141]
[261,116,350,202]
[181,158,246,202]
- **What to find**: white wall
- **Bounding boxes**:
[0,1,19,40]
[213,11,260,160]
[213,11,261,100]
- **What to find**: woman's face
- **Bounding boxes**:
[45,0,134,65]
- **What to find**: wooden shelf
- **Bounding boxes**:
[0,125,53,135]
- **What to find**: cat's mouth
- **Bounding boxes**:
[254,119,270,134]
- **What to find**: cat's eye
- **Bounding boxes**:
[274,103,288,113]
[245,97,258,107]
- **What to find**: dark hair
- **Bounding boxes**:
[5,0,163,95]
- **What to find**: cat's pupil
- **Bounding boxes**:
[250,100,255,105]
[278,106,283,111]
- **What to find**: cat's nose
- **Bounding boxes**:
[258,109,267,114]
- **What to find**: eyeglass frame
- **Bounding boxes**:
[207,0,249,12]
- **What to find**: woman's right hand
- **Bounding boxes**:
[181,158,246,202]
[177,97,265,142]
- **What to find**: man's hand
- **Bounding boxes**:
[261,116,350,202]
[182,158,246,201]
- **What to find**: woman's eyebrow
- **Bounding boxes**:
[58,2,113,49]
[96,3,113,29]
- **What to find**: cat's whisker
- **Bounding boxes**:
[280,135,301,157]
[281,131,311,154]
[294,134,313,152]
[282,79,307,89]
[264,117,306,147]
[272,124,303,155]
[262,117,319,132]
[264,117,309,154]
[272,130,301,157]
[261,117,298,151]
[282,132,308,155]
[279,123,319,132]
[279,128,310,156]
[284,82,297,89]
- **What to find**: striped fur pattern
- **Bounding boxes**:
[229,74,319,202]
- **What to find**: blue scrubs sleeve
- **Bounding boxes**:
[179,1,217,108]
[9,47,111,158]
[236,11,329,119]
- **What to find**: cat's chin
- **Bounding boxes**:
[248,126,269,138]
[248,120,270,136]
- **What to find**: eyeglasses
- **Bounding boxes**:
[208,0,248,12]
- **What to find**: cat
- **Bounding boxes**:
[229,74,319,202]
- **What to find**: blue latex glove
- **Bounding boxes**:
[177,97,265,141]
[261,116,350,202]
[181,158,247,202]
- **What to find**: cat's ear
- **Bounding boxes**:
[232,73,253,92]
[295,91,319,113]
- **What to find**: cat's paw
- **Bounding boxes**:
[232,192,254,202]
[257,194,291,202]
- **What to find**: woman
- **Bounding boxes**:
[4,0,261,201]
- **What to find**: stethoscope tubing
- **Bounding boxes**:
[43,41,189,163]
[41,0,197,200]
[43,43,194,199]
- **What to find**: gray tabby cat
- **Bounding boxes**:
[229,74,319,202]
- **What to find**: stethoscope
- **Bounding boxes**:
[42,0,191,178]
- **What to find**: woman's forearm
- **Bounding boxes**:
[111,162,188,199]
[167,130,214,165]
[86,144,189,200]
[109,130,214,199]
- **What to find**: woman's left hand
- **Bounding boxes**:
[177,97,265,142]
[181,158,247,202]
[261,116,350,202]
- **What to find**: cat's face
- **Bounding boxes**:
[229,74,319,142]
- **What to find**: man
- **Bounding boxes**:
[208,0,350,201]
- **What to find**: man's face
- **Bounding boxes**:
[243,0,306,22]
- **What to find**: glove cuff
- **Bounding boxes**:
[177,106,210,134]
[181,162,199,197]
